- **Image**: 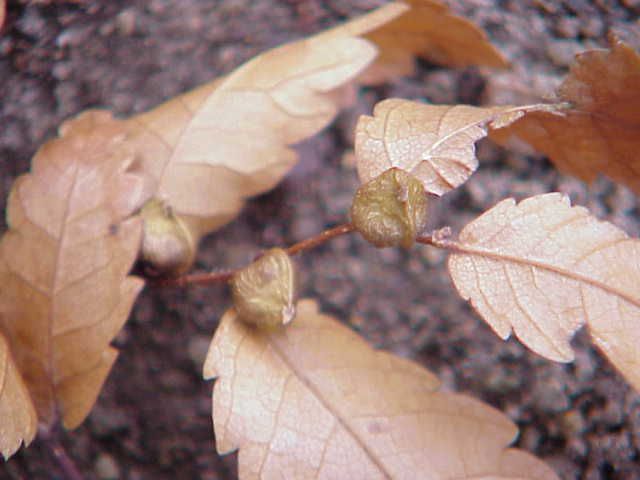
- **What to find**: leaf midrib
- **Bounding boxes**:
[267,337,394,480]
[450,242,639,308]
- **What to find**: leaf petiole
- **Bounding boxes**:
[416,226,462,252]
[38,423,85,480]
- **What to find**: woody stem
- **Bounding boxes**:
[156,223,355,288]
[39,424,85,480]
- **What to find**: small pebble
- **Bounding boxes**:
[90,407,129,437]
[562,409,586,435]
[95,453,120,480]
[116,9,137,36]
[188,334,213,372]
[547,39,583,66]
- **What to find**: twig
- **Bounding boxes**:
[39,424,84,480]
[153,269,235,288]
[156,223,355,288]
[285,223,354,256]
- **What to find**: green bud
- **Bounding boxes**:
[350,168,428,248]
[139,198,195,277]
[231,248,296,329]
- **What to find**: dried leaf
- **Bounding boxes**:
[0,333,37,459]
[361,0,508,84]
[125,3,407,243]
[0,111,145,438]
[355,99,548,195]
[36,2,508,278]
[0,0,5,30]
[204,299,558,480]
[491,40,640,193]
[448,193,640,390]
[123,0,507,251]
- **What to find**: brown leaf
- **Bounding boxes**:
[0,111,145,437]
[361,0,508,84]
[35,2,508,278]
[491,40,640,193]
[355,99,547,195]
[448,193,640,390]
[0,0,5,30]
[125,0,507,247]
[125,3,407,242]
[204,299,558,480]
[0,333,37,459]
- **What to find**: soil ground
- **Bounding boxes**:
[1,0,640,479]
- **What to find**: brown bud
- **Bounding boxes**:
[350,168,428,248]
[231,248,296,329]
[139,198,195,277]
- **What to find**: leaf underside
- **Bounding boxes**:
[0,334,37,459]
[112,0,506,244]
[204,299,558,480]
[0,111,145,457]
[360,0,508,84]
[124,3,405,242]
[491,40,640,194]
[449,193,640,390]
[355,99,547,195]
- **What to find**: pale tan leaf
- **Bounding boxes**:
[45,1,508,274]
[125,0,507,243]
[0,333,37,459]
[125,79,223,197]
[0,0,5,30]
[204,299,558,480]
[0,112,145,432]
[355,99,548,195]
[125,3,407,241]
[56,347,118,430]
[448,193,640,389]
[491,40,640,193]
[361,0,508,84]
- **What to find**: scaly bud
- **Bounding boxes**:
[231,248,296,329]
[351,168,428,248]
[139,198,195,277]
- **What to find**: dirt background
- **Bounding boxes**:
[1,0,640,479]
